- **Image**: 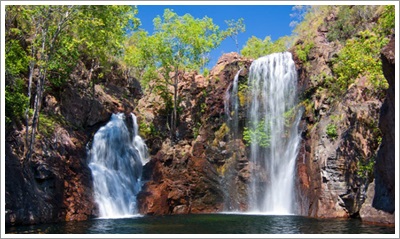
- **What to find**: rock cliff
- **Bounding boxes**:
[5,62,142,225]
[137,53,252,214]
[359,36,395,225]
[291,18,395,223]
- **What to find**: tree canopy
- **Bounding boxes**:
[5,5,140,160]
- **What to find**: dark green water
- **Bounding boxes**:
[6,213,395,234]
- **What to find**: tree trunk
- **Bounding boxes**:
[235,37,239,53]
[25,27,47,162]
[24,61,34,151]
[172,70,179,143]
[88,58,99,97]
[26,70,45,161]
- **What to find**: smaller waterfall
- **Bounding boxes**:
[223,69,242,211]
[88,113,149,218]
[225,69,242,143]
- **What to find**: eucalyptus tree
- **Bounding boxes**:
[150,9,229,142]
[5,5,139,161]
[122,29,158,90]
[224,18,246,53]
[240,35,291,59]
[73,5,140,96]
[10,5,81,161]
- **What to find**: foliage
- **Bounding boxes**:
[357,157,375,180]
[293,6,333,41]
[376,5,395,37]
[243,120,271,148]
[202,68,210,78]
[295,41,314,62]
[5,79,29,125]
[141,9,231,141]
[5,39,29,76]
[240,35,289,59]
[292,6,333,63]
[122,30,158,89]
[326,123,338,139]
[152,9,226,72]
[139,121,158,138]
[332,30,389,94]
[283,107,297,127]
[193,122,202,139]
[326,5,378,42]
[37,114,57,138]
[224,18,246,52]
[5,5,139,161]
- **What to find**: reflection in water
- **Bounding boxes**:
[6,214,395,234]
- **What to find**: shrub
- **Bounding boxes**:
[376,5,395,37]
[357,157,375,180]
[243,120,271,148]
[326,123,338,139]
[5,79,28,125]
[332,30,389,94]
[326,5,378,42]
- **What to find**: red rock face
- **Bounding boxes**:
[137,140,224,215]
[136,53,252,215]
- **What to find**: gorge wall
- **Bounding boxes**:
[5,62,142,225]
[5,23,395,228]
[291,24,395,222]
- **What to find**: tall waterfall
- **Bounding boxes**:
[223,69,242,211]
[247,52,302,214]
[88,113,149,218]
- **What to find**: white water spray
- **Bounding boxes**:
[223,69,242,211]
[247,52,302,214]
[88,113,149,218]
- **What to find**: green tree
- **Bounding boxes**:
[5,6,30,126]
[8,5,80,161]
[5,5,139,161]
[151,9,228,142]
[224,18,245,53]
[240,35,289,59]
[73,5,139,96]
[122,29,158,90]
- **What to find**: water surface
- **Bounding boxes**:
[6,214,395,234]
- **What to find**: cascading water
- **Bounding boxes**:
[247,52,302,215]
[88,112,149,218]
[223,69,242,211]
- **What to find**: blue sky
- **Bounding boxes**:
[136,5,296,69]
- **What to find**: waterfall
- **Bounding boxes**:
[247,52,302,214]
[88,112,149,218]
[223,69,242,211]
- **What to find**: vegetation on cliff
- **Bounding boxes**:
[5,5,140,162]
